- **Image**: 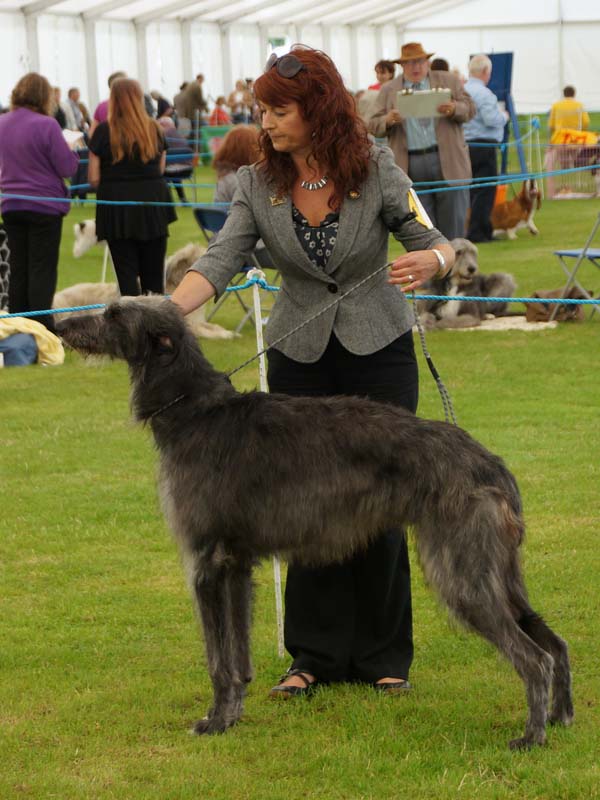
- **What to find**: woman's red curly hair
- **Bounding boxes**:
[253,46,371,209]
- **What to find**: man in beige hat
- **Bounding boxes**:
[368,42,475,240]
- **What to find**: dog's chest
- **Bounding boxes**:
[437,286,462,319]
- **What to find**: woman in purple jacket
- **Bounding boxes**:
[0,73,79,331]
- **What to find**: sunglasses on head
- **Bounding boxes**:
[265,53,306,78]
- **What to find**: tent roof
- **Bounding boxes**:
[5,0,598,26]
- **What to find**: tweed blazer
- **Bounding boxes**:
[191,144,446,363]
[367,71,475,183]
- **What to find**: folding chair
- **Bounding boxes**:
[193,206,266,333]
[551,211,600,320]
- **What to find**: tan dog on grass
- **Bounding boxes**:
[491,179,541,240]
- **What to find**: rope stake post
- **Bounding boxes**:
[247,268,285,659]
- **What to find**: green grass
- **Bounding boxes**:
[1,171,600,799]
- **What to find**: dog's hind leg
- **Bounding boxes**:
[190,549,249,735]
[418,505,553,749]
[517,611,573,727]
[458,600,554,750]
[504,557,574,727]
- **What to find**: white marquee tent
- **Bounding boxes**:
[1,0,599,115]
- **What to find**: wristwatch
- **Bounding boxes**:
[432,248,447,279]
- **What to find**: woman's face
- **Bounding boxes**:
[259,101,312,157]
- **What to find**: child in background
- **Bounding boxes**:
[209,97,232,126]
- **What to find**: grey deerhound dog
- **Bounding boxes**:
[57,297,573,749]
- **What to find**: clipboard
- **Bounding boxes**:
[396,88,451,119]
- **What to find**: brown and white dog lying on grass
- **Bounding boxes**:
[417,238,516,329]
[54,243,237,340]
[491,179,541,240]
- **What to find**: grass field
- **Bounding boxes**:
[1,170,600,799]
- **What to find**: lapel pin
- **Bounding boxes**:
[270,196,285,207]
[348,190,361,199]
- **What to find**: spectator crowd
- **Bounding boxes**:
[0,48,594,365]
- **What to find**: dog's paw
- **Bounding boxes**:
[508,732,546,750]
[191,716,230,736]
[548,705,574,727]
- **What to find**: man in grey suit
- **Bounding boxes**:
[368,42,475,240]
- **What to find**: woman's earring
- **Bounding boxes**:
[311,131,316,139]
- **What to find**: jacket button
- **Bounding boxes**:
[328,284,338,294]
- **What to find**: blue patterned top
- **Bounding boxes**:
[292,204,340,270]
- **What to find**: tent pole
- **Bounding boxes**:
[83,18,99,110]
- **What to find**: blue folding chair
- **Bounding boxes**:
[551,211,600,320]
[193,206,260,333]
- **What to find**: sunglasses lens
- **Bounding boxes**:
[265,53,304,78]
[278,55,304,78]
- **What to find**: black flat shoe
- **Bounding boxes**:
[372,679,411,694]
[269,668,318,699]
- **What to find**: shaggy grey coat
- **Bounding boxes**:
[57,298,573,750]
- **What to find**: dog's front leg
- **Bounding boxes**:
[191,556,241,735]
[227,561,254,687]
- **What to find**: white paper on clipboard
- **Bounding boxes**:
[396,88,451,119]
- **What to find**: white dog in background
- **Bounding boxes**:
[56,241,237,340]
[73,220,103,258]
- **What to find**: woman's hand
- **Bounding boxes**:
[388,245,454,293]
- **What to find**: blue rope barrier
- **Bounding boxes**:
[75,152,212,166]
[415,294,600,305]
[417,163,599,195]
[0,192,231,209]
[0,304,106,319]
[3,161,599,210]
[2,292,598,321]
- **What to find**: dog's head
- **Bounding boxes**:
[521,179,542,211]
[165,243,205,294]
[72,220,98,258]
[449,238,479,285]
[57,296,189,366]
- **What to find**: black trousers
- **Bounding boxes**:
[106,237,167,296]
[2,210,63,332]
[267,331,418,683]
[467,142,499,242]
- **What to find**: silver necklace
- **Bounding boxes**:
[300,175,329,191]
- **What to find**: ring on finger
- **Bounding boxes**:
[407,274,414,281]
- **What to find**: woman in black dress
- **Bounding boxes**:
[88,78,176,296]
